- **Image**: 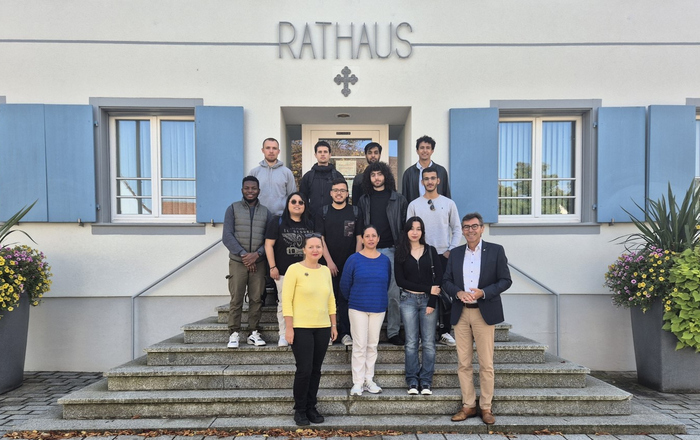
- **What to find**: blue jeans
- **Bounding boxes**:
[399,290,438,388]
[378,246,401,338]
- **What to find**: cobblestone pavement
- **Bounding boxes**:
[1,371,698,440]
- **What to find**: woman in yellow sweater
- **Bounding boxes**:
[282,233,337,426]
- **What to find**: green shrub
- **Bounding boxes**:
[665,246,700,352]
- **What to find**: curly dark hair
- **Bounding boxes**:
[361,161,395,195]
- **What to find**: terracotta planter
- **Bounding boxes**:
[630,299,700,392]
[0,292,30,394]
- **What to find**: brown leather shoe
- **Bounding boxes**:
[451,406,477,422]
[481,409,496,425]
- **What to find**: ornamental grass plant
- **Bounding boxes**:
[605,180,700,351]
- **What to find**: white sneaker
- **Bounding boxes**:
[363,380,382,394]
[247,330,266,346]
[278,336,289,347]
[350,383,363,396]
[341,334,353,346]
[227,332,239,349]
[440,332,456,346]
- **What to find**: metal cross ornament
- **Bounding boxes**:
[334,66,358,97]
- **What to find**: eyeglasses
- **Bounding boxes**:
[304,233,322,239]
[290,199,305,205]
[462,224,483,231]
[428,200,435,211]
[331,189,348,193]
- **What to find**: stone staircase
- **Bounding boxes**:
[55,303,686,434]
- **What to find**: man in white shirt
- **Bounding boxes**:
[443,212,512,425]
[406,166,461,346]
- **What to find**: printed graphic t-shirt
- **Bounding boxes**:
[266,216,313,275]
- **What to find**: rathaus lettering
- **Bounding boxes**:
[278,22,413,59]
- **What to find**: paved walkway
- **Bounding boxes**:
[0,371,698,439]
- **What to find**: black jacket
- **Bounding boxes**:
[300,163,343,216]
[442,241,512,326]
[401,162,451,203]
[357,189,408,245]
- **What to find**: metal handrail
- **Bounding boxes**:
[130,239,223,359]
[507,262,560,356]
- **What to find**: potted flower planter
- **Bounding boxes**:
[630,299,700,393]
[0,292,30,394]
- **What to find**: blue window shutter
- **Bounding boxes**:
[596,107,646,223]
[648,105,696,203]
[195,106,244,223]
[44,105,96,222]
[0,104,48,222]
[449,108,499,223]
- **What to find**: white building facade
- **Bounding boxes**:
[2,0,700,371]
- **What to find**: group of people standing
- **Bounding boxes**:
[222,136,512,427]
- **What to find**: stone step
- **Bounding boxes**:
[183,316,512,344]
[106,353,588,391]
[145,333,546,366]
[216,303,278,324]
[22,403,686,435]
[59,375,631,419]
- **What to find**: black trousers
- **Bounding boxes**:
[438,254,452,336]
[291,326,331,411]
[332,272,350,338]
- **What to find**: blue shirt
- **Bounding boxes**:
[340,252,391,313]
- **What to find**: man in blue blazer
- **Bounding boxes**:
[443,212,512,425]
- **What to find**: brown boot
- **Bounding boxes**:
[481,409,495,425]
[451,406,477,422]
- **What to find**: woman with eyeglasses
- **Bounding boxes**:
[394,216,442,395]
[265,192,314,347]
[340,225,391,396]
[282,233,337,426]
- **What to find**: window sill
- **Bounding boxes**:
[488,222,600,235]
[91,223,207,235]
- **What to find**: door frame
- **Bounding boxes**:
[301,124,389,174]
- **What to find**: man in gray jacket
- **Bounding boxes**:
[223,176,272,348]
[249,138,296,216]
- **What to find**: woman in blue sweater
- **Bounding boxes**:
[340,225,391,396]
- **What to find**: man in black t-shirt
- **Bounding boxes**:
[357,161,408,346]
[316,178,363,346]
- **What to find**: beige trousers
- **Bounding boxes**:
[454,307,496,410]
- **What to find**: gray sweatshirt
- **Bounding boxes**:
[248,159,296,216]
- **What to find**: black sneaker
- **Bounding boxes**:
[294,410,310,426]
[407,385,419,395]
[420,385,432,395]
[388,335,405,346]
[306,407,325,423]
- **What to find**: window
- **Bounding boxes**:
[498,116,582,222]
[110,115,195,222]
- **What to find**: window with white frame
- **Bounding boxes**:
[110,115,196,222]
[498,116,582,222]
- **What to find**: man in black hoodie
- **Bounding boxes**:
[300,141,343,217]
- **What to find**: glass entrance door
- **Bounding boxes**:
[300,124,389,201]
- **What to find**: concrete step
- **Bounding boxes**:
[145,333,546,366]
[106,353,588,391]
[216,303,278,324]
[59,375,631,419]
[15,402,686,439]
[183,316,512,344]
[20,402,687,435]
